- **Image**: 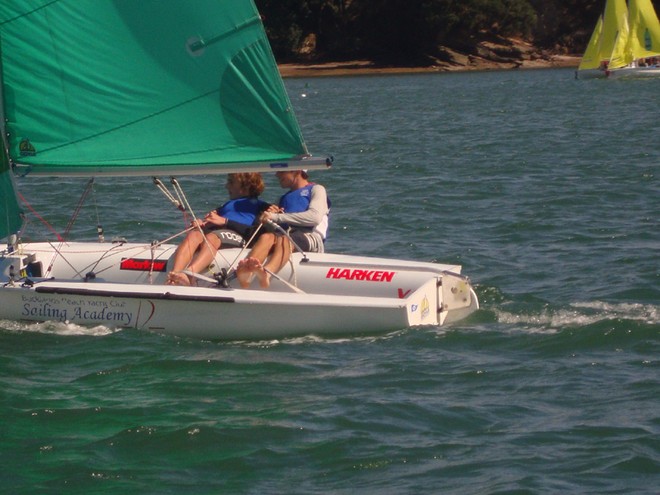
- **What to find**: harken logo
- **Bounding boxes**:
[325,267,395,282]
[120,258,167,272]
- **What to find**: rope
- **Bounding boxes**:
[170,177,231,271]
[153,177,184,211]
[266,219,308,261]
[227,222,263,272]
[170,178,189,218]
[265,220,308,288]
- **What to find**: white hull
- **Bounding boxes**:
[577,66,660,79]
[0,242,478,339]
[606,66,660,78]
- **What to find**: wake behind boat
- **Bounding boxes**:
[576,0,660,79]
[0,1,478,339]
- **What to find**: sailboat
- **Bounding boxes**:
[0,1,478,340]
[577,0,660,79]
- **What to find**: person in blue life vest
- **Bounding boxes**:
[167,172,267,286]
[236,169,329,289]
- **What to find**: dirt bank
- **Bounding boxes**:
[279,54,580,78]
[278,36,581,78]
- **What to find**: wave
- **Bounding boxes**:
[494,300,658,331]
[1,299,655,343]
[0,319,117,337]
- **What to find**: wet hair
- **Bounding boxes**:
[229,172,265,197]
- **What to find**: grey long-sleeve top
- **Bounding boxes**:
[269,184,329,237]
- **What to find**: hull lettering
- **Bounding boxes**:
[326,268,395,282]
[120,258,167,272]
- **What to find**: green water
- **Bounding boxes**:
[2,69,658,493]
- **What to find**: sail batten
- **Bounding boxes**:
[189,14,263,54]
[0,0,321,177]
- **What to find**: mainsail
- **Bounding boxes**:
[0,0,327,177]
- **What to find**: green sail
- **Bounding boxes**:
[0,0,315,176]
[0,141,22,240]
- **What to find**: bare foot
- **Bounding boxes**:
[236,258,255,288]
[236,257,270,289]
[166,271,191,286]
[256,265,271,289]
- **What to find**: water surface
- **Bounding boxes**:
[2,69,658,494]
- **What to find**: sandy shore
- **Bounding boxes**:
[278,54,580,78]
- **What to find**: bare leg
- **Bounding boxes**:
[246,233,276,264]
[169,230,204,275]
[168,230,221,286]
[186,234,222,276]
[167,230,204,284]
[260,236,292,288]
[236,233,276,288]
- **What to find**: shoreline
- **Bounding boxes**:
[278,54,580,78]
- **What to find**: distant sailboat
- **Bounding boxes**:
[577,0,628,78]
[577,0,660,79]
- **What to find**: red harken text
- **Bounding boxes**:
[120,258,168,272]
[325,267,395,282]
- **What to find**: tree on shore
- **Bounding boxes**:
[255,0,660,65]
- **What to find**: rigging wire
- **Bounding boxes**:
[89,179,104,242]
[16,190,64,241]
[62,178,94,241]
[34,225,194,283]
[45,179,98,277]
[227,222,262,271]
[18,176,249,285]
[168,177,231,272]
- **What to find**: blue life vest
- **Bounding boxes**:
[279,184,315,212]
[217,197,266,226]
[278,184,330,239]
